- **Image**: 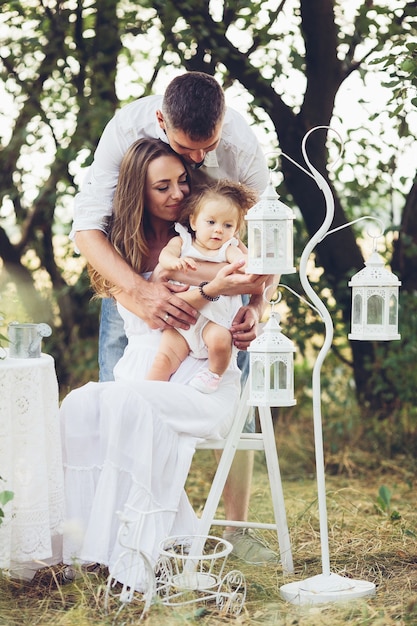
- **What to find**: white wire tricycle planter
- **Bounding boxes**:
[104,508,246,619]
[155,534,246,615]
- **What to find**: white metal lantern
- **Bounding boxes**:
[348,250,401,341]
[248,311,296,407]
[245,181,296,275]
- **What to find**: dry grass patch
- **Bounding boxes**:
[1,451,417,625]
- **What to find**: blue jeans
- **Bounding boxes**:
[98,298,127,382]
[98,297,255,431]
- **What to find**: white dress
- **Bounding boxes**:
[60,293,241,587]
[174,223,243,358]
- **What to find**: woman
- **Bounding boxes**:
[60,139,263,588]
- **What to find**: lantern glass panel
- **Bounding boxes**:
[367,294,383,324]
[286,226,293,259]
[389,294,398,324]
[249,227,262,259]
[269,359,287,390]
[269,362,275,390]
[266,227,280,258]
[279,360,287,389]
[353,294,362,324]
[253,360,265,391]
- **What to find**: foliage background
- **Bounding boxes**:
[1,4,417,623]
[1,0,417,454]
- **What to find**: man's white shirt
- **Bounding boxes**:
[71,95,269,237]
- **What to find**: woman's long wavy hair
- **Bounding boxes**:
[89,138,192,297]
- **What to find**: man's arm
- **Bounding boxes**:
[75,230,197,329]
[70,99,199,330]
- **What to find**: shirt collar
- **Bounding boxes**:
[203,150,219,168]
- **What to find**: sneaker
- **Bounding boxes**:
[58,562,102,584]
[189,369,221,393]
[223,529,279,565]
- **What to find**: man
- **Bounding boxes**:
[72,71,277,564]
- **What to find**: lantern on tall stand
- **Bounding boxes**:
[248,293,296,408]
[246,127,383,604]
[348,248,401,341]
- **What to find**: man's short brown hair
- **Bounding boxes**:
[162,72,226,141]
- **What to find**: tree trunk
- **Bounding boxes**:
[391,175,417,293]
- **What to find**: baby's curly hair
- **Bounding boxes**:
[178,179,258,238]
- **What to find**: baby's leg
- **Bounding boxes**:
[202,321,233,377]
[146,329,190,381]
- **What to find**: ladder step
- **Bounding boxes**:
[197,433,265,451]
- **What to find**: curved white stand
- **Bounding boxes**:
[280,573,375,605]
[279,128,375,606]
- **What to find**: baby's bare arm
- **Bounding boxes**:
[226,245,247,266]
[159,237,197,272]
[158,237,184,270]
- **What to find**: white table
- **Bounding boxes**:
[0,352,65,579]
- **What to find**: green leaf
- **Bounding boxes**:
[400,59,417,74]
[194,607,209,617]
[377,485,391,512]
[0,490,14,507]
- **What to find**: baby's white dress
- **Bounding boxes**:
[60,295,241,587]
[174,223,243,358]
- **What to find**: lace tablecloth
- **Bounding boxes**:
[0,353,65,578]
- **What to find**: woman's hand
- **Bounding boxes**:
[148,259,268,334]
[206,259,267,298]
[203,260,268,350]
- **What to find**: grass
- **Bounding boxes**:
[1,443,417,626]
[1,352,417,626]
